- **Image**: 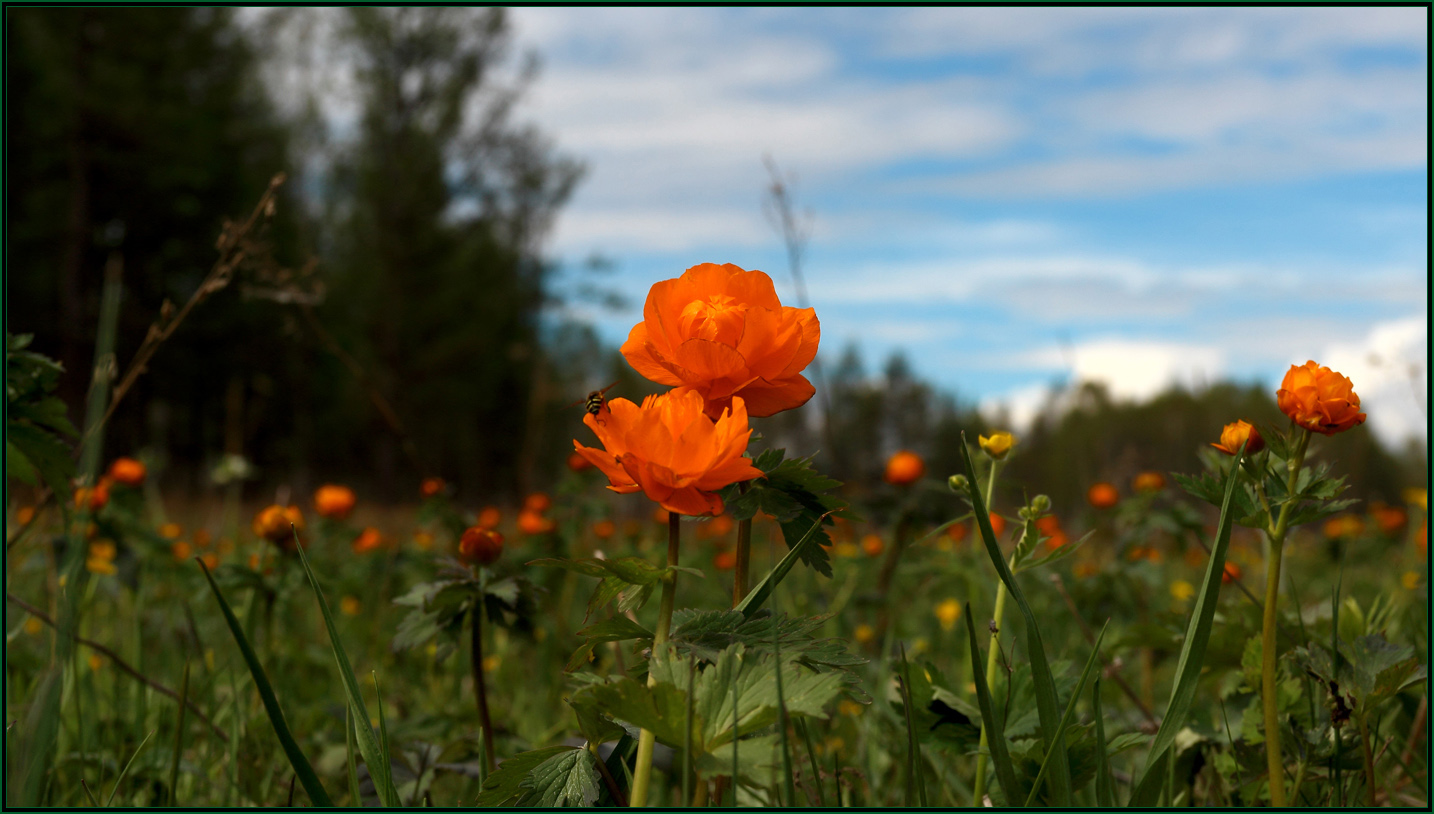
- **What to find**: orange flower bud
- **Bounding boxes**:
[574,388,764,517]
[713,549,737,571]
[459,527,504,566]
[1277,361,1366,436]
[1211,420,1265,456]
[593,520,616,540]
[567,451,594,473]
[861,533,885,557]
[1087,483,1120,510]
[352,527,383,554]
[313,484,357,520]
[253,505,305,549]
[420,477,445,498]
[1045,530,1070,551]
[106,457,146,488]
[1132,471,1166,493]
[523,493,552,513]
[620,263,819,419]
[518,510,554,535]
[884,450,925,486]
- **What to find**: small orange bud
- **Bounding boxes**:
[476,506,501,530]
[352,527,383,554]
[567,451,594,473]
[420,477,446,498]
[518,509,555,535]
[1211,420,1265,456]
[313,484,357,520]
[593,520,616,540]
[713,549,737,570]
[340,596,361,616]
[1372,504,1407,535]
[1045,530,1070,551]
[1087,483,1120,510]
[1132,471,1166,493]
[884,451,925,486]
[106,457,146,488]
[860,533,885,557]
[459,527,504,565]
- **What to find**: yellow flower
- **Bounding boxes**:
[413,530,435,551]
[159,522,183,539]
[1170,580,1196,602]
[853,624,875,644]
[934,599,961,632]
[838,700,864,717]
[978,431,1016,460]
[834,542,860,559]
[1402,571,1420,590]
[483,655,501,672]
[340,596,361,616]
[24,617,43,636]
[88,653,105,671]
[1405,488,1428,511]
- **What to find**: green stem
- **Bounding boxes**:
[734,483,752,608]
[1261,428,1310,808]
[1358,715,1377,806]
[471,604,495,774]
[970,457,1005,807]
[630,513,681,808]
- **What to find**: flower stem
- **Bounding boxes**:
[470,604,496,774]
[630,513,682,807]
[1261,428,1311,808]
[970,457,1005,807]
[733,483,752,607]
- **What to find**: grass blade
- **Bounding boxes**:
[104,728,155,806]
[957,435,1071,804]
[1332,566,1344,807]
[167,660,190,806]
[1093,678,1115,807]
[684,655,694,807]
[774,620,797,806]
[731,661,740,804]
[197,559,333,806]
[346,706,362,807]
[796,718,826,807]
[734,511,834,619]
[897,643,928,807]
[373,672,398,803]
[1127,442,1246,806]
[963,603,1020,806]
[81,777,101,807]
[1024,621,1108,806]
[291,532,402,807]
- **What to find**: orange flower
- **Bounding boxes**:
[653,507,671,525]
[171,540,193,561]
[1372,504,1407,535]
[1045,530,1070,551]
[707,514,735,538]
[1277,361,1367,436]
[459,527,504,566]
[573,387,764,516]
[567,451,595,473]
[1323,515,1365,539]
[593,519,617,539]
[200,553,219,571]
[1416,521,1426,559]
[314,484,357,520]
[1222,561,1242,584]
[861,533,885,557]
[106,457,146,488]
[1087,483,1119,510]
[193,528,212,549]
[73,478,111,512]
[884,450,925,486]
[518,510,555,535]
[1035,515,1062,537]
[523,493,552,513]
[352,527,383,554]
[987,513,1007,538]
[1132,471,1166,493]
[1211,419,1265,456]
[253,505,305,549]
[713,549,737,571]
[946,522,968,545]
[420,477,446,498]
[476,506,501,530]
[15,506,36,526]
[620,263,820,419]
[159,522,183,540]
[413,530,435,551]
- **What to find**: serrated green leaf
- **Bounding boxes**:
[735,511,834,618]
[514,746,602,807]
[694,734,782,780]
[575,615,654,644]
[586,576,626,620]
[528,557,610,578]
[6,441,38,486]
[6,420,75,498]
[474,745,576,806]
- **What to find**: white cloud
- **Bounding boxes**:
[1320,314,1429,445]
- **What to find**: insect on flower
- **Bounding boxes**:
[565,382,619,423]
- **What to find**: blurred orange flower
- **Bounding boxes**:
[1222,561,1242,584]
[253,505,305,549]
[713,549,737,570]
[171,540,192,561]
[159,522,183,539]
[620,263,819,418]
[107,457,146,488]
[413,530,435,551]
[524,493,552,513]
[573,387,764,517]
[987,513,1007,538]
[15,506,36,526]
[860,533,885,557]
[200,553,219,571]
[946,522,968,545]
[1132,471,1166,493]
[653,507,671,524]
[1211,420,1265,456]
[314,484,357,520]
[518,510,555,535]
[593,519,616,539]
[884,450,925,486]
[420,477,445,498]
[1277,361,1366,436]
[707,514,735,538]
[1323,515,1365,539]
[352,526,383,554]
[1035,515,1061,536]
[567,451,594,473]
[1087,483,1119,510]
[459,527,504,566]
[1372,504,1407,535]
[476,506,501,530]
[74,478,111,512]
[340,596,361,616]
[193,528,213,549]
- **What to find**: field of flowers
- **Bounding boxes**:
[5,261,1428,808]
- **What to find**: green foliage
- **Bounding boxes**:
[667,610,867,703]
[6,334,78,497]
[1293,633,1427,722]
[720,448,856,577]
[391,560,538,661]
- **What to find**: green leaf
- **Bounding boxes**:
[575,615,654,644]
[528,557,610,578]
[514,747,602,807]
[1024,621,1108,806]
[293,534,401,807]
[6,420,75,498]
[6,440,38,486]
[474,745,576,806]
[694,734,783,780]
[105,728,156,806]
[735,510,834,619]
[964,604,1021,807]
[1128,439,1245,807]
[889,660,981,748]
[957,434,1072,805]
[570,699,626,747]
[196,560,333,806]
[1093,679,1114,808]
[1014,529,1094,574]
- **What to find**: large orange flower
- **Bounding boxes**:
[573,387,764,516]
[620,263,820,418]
[1276,361,1366,436]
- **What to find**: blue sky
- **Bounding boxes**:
[257,7,1428,446]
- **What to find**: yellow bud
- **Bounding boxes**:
[978,431,1016,460]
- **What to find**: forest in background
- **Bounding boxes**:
[7,6,1425,517]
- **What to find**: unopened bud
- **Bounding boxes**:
[1031,495,1051,514]
[948,474,969,493]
